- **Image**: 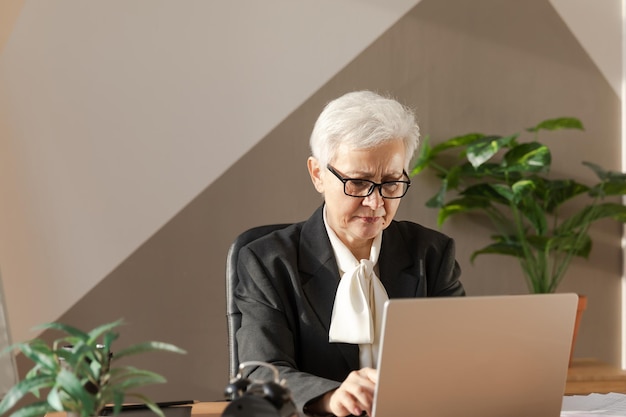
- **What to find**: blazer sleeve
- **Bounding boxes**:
[235,242,342,414]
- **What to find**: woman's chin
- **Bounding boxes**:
[351,222,383,240]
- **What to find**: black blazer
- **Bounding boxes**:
[235,205,464,413]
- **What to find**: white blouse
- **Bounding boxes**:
[324,207,389,368]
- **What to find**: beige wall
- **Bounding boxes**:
[1,0,622,402]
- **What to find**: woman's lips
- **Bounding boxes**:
[360,216,380,224]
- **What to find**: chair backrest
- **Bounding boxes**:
[226,224,291,377]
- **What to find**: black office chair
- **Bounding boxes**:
[226,224,291,378]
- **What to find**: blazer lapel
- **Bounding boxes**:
[299,206,359,370]
[379,222,421,298]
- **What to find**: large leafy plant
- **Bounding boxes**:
[0,319,186,417]
[412,117,626,293]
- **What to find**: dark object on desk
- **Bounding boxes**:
[223,361,297,417]
[101,401,194,417]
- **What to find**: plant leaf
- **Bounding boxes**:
[410,136,432,176]
[54,368,95,414]
[526,117,584,132]
[584,161,626,182]
[35,322,89,341]
[5,401,53,417]
[46,387,66,411]
[502,142,551,172]
[462,184,509,205]
[470,241,523,263]
[531,177,589,213]
[105,368,168,395]
[535,233,592,258]
[425,180,449,209]
[15,340,58,371]
[557,203,626,234]
[518,195,548,235]
[86,319,124,346]
[490,184,516,204]
[109,390,125,416]
[437,196,491,226]
[114,342,186,361]
[466,134,518,168]
[430,133,487,154]
[594,180,626,197]
[0,375,55,414]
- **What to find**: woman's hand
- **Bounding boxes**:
[327,368,378,416]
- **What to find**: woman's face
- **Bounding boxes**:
[308,140,407,258]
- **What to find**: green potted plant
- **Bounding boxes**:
[0,319,186,417]
[411,117,626,294]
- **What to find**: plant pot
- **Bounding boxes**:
[569,294,588,367]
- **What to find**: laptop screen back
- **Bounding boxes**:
[372,293,578,417]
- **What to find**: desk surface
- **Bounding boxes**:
[566,358,626,395]
[190,402,227,417]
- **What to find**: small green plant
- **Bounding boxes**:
[0,319,186,417]
[412,117,626,293]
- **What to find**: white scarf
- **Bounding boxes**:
[324,210,389,368]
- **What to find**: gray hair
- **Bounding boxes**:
[309,90,420,169]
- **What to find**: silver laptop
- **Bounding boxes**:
[372,293,578,417]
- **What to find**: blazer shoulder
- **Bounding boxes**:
[243,222,304,257]
[243,205,327,258]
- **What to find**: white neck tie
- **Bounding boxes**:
[325,218,389,368]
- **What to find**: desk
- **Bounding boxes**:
[176,366,626,417]
[121,361,626,417]
[566,358,626,395]
[190,402,227,417]
[43,359,626,417]
[46,402,229,417]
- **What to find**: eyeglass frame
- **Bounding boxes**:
[326,164,411,199]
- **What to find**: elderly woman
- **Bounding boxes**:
[235,90,465,416]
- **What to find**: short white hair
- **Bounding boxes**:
[309,90,420,169]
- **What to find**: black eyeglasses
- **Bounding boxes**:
[327,164,411,199]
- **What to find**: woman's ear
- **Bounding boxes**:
[307,157,325,194]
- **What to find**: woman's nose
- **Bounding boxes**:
[362,189,384,208]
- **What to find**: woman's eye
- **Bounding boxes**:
[383,183,399,192]
[347,180,370,190]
